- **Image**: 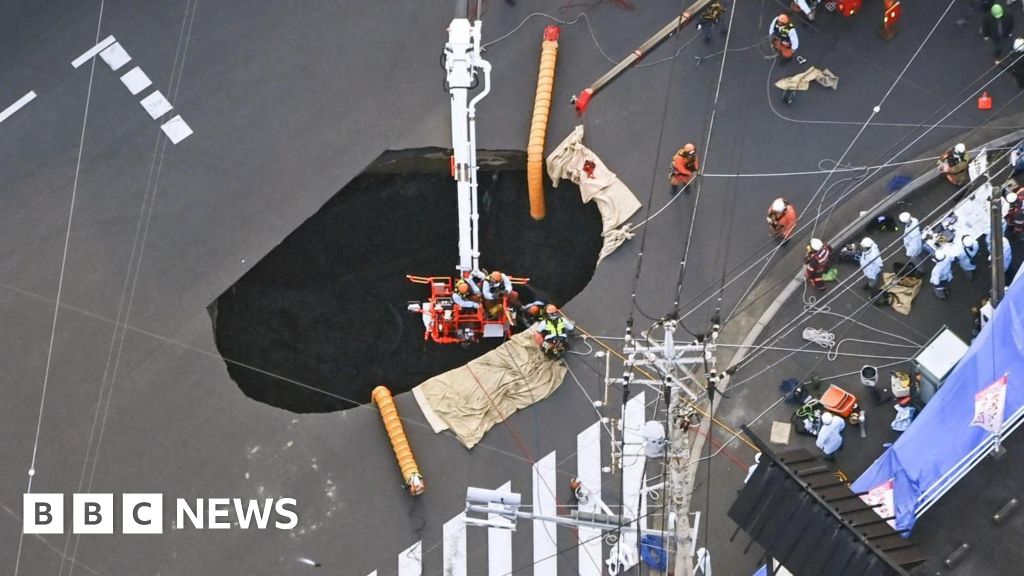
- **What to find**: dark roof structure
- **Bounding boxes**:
[727,428,927,576]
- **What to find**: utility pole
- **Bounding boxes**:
[610,317,718,576]
[991,189,1006,307]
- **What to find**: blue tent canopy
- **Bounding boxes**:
[852,279,1024,532]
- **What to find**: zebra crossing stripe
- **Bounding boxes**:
[398,540,421,576]
[532,451,558,575]
[620,392,648,572]
[489,481,513,576]
[443,513,467,576]
[577,421,603,576]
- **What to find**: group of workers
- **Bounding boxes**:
[451,270,573,348]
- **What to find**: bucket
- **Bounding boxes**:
[861,365,878,387]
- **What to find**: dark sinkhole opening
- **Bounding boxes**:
[210,148,603,413]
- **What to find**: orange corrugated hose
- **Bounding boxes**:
[527,26,560,221]
[371,386,425,496]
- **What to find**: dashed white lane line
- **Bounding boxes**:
[139,90,173,120]
[71,35,116,68]
[98,41,131,71]
[0,91,37,124]
[160,115,193,144]
[120,66,152,95]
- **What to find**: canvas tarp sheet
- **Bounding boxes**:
[547,125,642,262]
[774,66,839,91]
[852,278,1024,531]
[413,330,566,449]
[882,272,922,315]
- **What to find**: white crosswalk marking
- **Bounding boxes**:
[489,481,513,576]
[366,572,377,576]
[621,392,648,572]
[398,540,421,576]
[577,421,604,576]
[444,512,467,576]
[532,451,558,575]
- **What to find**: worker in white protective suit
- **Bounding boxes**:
[986,235,1013,272]
[816,412,845,460]
[898,212,924,268]
[792,0,819,21]
[931,247,954,300]
[957,235,979,280]
[859,237,883,293]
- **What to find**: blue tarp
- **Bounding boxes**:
[852,279,1024,531]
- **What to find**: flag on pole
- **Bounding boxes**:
[970,374,1009,434]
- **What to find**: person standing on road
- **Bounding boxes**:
[816,412,845,460]
[937,143,970,186]
[767,198,798,242]
[669,143,700,194]
[930,247,954,299]
[957,235,980,280]
[898,212,925,270]
[804,238,832,290]
[983,4,1016,63]
[769,14,799,62]
[858,237,883,293]
[698,0,727,43]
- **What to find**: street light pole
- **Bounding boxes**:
[991,191,1006,307]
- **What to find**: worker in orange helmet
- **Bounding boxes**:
[769,13,799,61]
[669,143,700,195]
[452,276,482,309]
[478,269,520,318]
[767,197,798,242]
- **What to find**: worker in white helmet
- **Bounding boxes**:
[930,247,954,299]
[957,235,980,280]
[1006,191,1024,239]
[937,143,969,186]
[816,412,845,460]
[767,197,798,242]
[897,212,924,269]
[804,238,832,290]
[858,237,883,293]
[1006,38,1024,89]
[986,234,1013,272]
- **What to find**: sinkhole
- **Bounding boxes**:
[210,148,603,413]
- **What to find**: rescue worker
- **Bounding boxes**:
[538,304,575,357]
[452,276,482,309]
[816,412,845,460]
[898,211,925,269]
[937,143,970,186]
[698,0,727,43]
[669,143,700,194]
[480,269,520,317]
[767,198,798,242]
[957,235,980,280]
[520,300,546,328]
[1005,38,1024,89]
[983,4,1016,63]
[1006,191,1024,239]
[769,14,799,62]
[988,234,1013,271]
[1011,140,1024,176]
[804,238,832,290]
[930,247,953,299]
[859,237,883,293]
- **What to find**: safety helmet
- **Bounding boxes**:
[860,237,875,250]
[898,211,911,224]
[771,198,786,213]
[545,304,559,316]
[455,280,471,295]
[821,412,834,425]
[993,4,1005,18]
[527,304,542,317]
[682,143,696,154]
[777,13,790,25]
[1007,191,1019,203]
[934,247,947,261]
[963,235,977,248]
[1015,37,1024,52]
[489,271,502,282]
[809,238,824,251]
[954,143,966,155]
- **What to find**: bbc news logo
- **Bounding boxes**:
[23,494,298,534]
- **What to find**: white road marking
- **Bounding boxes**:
[0,91,37,124]
[120,66,152,95]
[160,115,193,144]
[577,421,603,576]
[99,42,131,71]
[398,540,421,576]
[366,572,377,576]
[488,481,513,576]
[140,90,173,120]
[71,35,116,68]
[443,513,467,576]
[620,391,647,572]
[532,451,558,575]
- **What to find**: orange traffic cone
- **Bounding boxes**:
[978,91,993,110]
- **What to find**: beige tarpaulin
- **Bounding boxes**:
[882,272,922,315]
[413,330,566,449]
[547,125,642,263]
[774,66,839,91]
